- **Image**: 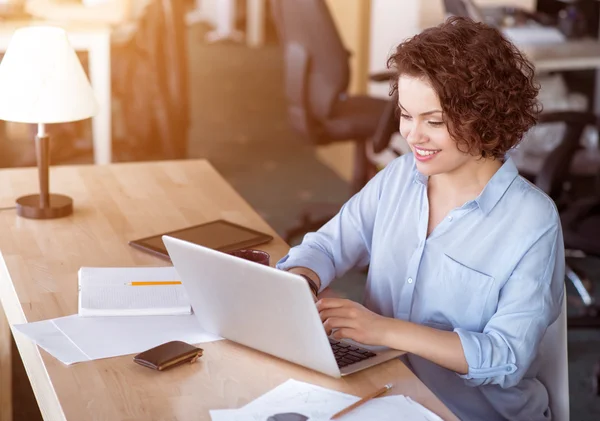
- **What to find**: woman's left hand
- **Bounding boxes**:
[317,298,392,346]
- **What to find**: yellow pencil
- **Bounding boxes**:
[125,281,182,286]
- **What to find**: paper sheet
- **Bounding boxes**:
[80,284,191,316]
[334,395,444,421]
[210,379,359,421]
[209,379,444,421]
[13,314,222,365]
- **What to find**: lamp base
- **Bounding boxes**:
[16,194,73,219]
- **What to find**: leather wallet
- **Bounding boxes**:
[133,341,203,371]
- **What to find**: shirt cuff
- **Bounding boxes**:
[275,246,336,292]
[454,328,517,386]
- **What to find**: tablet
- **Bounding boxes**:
[129,220,274,260]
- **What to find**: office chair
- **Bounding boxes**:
[443,0,485,21]
[533,111,600,395]
[533,112,600,206]
[269,0,398,242]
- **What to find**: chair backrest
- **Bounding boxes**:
[372,91,399,154]
[269,0,350,124]
[443,0,485,21]
[534,112,598,202]
[537,287,569,421]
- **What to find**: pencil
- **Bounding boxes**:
[330,383,393,420]
[125,281,182,286]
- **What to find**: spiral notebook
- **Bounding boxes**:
[78,266,192,317]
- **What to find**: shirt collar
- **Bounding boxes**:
[411,155,519,215]
[475,156,519,215]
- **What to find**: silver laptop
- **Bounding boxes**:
[162,235,403,378]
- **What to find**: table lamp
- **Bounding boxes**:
[0,26,98,219]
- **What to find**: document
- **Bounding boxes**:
[13,314,222,365]
[78,266,192,316]
[209,379,443,421]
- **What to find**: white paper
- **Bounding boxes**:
[333,396,444,421]
[210,379,359,421]
[78,266,191,316]
[13,314,222,365]
[407,396,445,421]
[209,379,444,421]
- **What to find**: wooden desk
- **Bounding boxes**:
[519,39,600,72]
[0,161,459,421]
[0,20,111,165]
[518,39,600,113]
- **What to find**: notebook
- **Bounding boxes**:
[78,266,192,317]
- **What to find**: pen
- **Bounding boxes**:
[330,383,393,420]
[125,281,182,286]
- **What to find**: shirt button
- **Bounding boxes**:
[407,278,413,284]
[447,216,453,221]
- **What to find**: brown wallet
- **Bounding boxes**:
[133,341,203,371]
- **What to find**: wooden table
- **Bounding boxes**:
[519,39,600,73]
[518,39,600,113]
[0,20,111,165]
[0,160,458,421]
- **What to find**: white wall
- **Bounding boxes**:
[368,0,421,97]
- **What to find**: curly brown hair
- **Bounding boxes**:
[388,16,541,159]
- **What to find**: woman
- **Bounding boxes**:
[276,17,564,421]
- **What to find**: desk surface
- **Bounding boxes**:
[519,38,600,72]
[0,160,459,421]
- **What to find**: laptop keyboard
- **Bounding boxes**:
[328,338,376,368]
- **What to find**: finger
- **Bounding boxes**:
[319,308,355,322]
[316,298,352,311]
[323,317,356,335]
[331,328,354,341]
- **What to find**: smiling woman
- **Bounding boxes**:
[389,15,540,162]
[277,16,565,421]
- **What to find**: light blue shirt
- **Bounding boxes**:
[276,154,565,421]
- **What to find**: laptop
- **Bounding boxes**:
[162,235,403,378]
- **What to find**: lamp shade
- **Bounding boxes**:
[0,26,98,124]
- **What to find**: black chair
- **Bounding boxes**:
[533,111,600,393]
[269,0,398,242]
[534,112,600,207]
[444,0,480,20]
[534,111,600,324]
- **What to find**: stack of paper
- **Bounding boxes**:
[13,266,222,365]
[209,379,443,421]
[78,266,192,316]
